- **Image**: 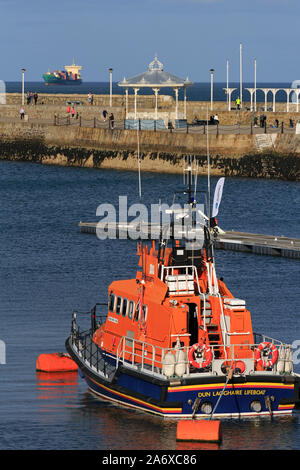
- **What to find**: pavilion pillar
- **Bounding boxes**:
[249,89,254,112]
[264,89,268,112]
[183,86,187,119]
[153,88,159,121]
[296,90,300,113]
[228,90,232,111]
[134,88,139,120]
[174,88,179,120]
[286,89,291,112]
[272,89,277,113]
[225,88,236,111]
[125,88,129,119]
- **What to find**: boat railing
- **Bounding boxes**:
[115,335,294,379]
[70,327,116,381]
[160,264,202,296]
[69,311,293,379]
[71,303,108,336]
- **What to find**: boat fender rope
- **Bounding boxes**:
[255,342,278,368]
[188,342,213,369]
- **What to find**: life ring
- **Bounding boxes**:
[255,342,278,368]
[188,342,213,369]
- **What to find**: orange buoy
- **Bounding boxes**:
[176,420,222,442]
[36,353,78,372]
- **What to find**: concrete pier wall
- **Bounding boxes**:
[0,120,299,180]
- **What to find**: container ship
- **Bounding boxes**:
[42,62,82,85]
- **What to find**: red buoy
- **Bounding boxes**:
[36,353,78,372]
[176,420,222,442]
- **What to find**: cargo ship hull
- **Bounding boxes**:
[43,74,82,85]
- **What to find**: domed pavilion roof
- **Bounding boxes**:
[118,56,193,88]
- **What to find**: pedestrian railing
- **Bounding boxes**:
[0,115,297,136]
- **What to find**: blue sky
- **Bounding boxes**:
[0,0,299,82]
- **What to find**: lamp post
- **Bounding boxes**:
[254,58,257,112]
[210,68,214,111]
[109,68,113,107]
[240,43,243,108]
[226,60,229,109]
[21,68,26,106]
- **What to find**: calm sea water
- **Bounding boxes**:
[4,81,295,103]
[0,160,299,450]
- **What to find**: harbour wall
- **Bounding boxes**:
[0,121,299,180]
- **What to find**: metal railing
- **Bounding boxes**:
[115,334,293,378]
[1,114,297,135]
[69,313,293,381]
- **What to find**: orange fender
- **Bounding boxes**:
[36,353,78,372]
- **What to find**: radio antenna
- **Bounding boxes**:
[206,107,211,230]
[137,127,142,201]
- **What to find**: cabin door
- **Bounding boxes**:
[187,303,198,346]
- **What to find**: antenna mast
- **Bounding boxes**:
[137,128,142,201]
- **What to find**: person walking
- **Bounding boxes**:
[103,109,108,121]
[34,92,38,105]
[20,106,25,119]
[109,112,114,129]
[71,107,75,118]
[259,114,264,128]
[236,97,241,110]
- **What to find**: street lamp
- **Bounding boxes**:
[21,68,26,106]
[210,68,214,111]
[109,68,113,107]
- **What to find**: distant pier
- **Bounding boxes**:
[78,222,300,259]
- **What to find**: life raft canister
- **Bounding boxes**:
[188,341,213,369]
[255,341,278,368]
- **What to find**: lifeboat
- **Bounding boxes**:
[64,163,300,419]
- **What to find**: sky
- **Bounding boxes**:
[0,0,299,83]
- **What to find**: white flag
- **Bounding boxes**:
[212,177,225,218]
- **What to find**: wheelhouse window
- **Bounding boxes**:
[134,302,141,322]
[108,293,115,312]
[116,296,122,315]
[122,298,128,317]
[128,300,135,319]
[142,305,148,322]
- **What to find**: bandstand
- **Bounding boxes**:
[118,56,193,129]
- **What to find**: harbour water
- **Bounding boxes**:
[0,160,299,450]
[4,81,294,103]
